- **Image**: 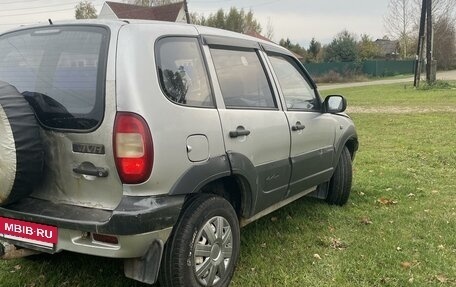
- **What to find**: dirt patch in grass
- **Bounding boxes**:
[347,106,456,113]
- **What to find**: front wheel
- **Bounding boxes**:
[159,194,240,287]
[326,146,353,206]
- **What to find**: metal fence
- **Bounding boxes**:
[303,60,415,77]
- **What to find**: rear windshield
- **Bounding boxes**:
[0,25,109,130]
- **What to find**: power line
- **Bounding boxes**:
[0,0,44,4]
[0,0,103,17]
[0,3,77,12]
[0,7,75,17]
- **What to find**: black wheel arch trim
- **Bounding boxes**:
[168,155,232,195]
[334,126,359,166]
[169,153,258,218]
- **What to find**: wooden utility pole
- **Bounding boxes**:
[425,0,434,82]
[414,0,427,87]
[183,0,190,24]
[414,0,435,87]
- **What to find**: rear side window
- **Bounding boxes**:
[210,48,276,109]
[0,26,108,130]
[156,37,213,107]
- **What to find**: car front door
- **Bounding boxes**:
[266,52,337,197]
[203,39,291,215]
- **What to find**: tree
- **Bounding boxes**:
[279,38,307,59]
[412,0,456,24]
[384,0,415,58]
[410,0,456,70]
[358,34,380,60]
[75,0,97,19]
[307,38,322,63]
[324,30,358,62]
[265,17,274,40]
[192,7,262,34]
[433,16,456,69]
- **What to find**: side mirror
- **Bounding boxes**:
[324,95,347,113]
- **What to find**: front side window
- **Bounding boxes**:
[0,26,109,130]
[268,55,319,111]
[210,48,276,109]
[156,37,213,107]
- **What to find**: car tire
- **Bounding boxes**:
[0,81,44,206]
[159,194,240,287]
[326,146,352,206]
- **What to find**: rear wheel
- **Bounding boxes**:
[326,146,352,206]
[0,81,44,205]
[159,194,240,287]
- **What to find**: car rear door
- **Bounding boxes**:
[0,24,124,210]
[203,37,291,215]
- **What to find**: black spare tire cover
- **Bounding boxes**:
[0,81,44,205]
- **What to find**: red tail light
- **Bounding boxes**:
[114,112,153,184]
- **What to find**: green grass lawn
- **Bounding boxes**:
[1,83,455,286]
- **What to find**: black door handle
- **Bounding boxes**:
[73,162,109,178]
[229,126,251,138]
[291,122,306,131]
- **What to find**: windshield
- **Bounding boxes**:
[0,25,109,130]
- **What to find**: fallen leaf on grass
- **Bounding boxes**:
[360,217,373,225]
[377,197,398,205]
[435,274,448,283]
[270,216,278,222]
[260,242,267,248]
[330,238,347,250]
[313,253,322,260]
[401,261,412,269]
[431,190,439,194]
[407,193,416,197]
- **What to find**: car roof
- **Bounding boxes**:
[1,19,290,55]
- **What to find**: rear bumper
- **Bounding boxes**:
[0,195,185,258]
[0,195,185,235]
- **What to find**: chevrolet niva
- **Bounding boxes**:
[0,19,358,287]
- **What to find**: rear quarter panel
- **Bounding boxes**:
[116,23,226,196]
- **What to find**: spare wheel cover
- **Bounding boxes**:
[0,81,44,205]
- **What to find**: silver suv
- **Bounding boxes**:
[0,20,358,287]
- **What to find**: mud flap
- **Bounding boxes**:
[124,240,164,285]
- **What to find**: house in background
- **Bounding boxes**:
[98,1,188,23]
[375,39,400,59]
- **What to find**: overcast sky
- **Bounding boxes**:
[0,0,390,47]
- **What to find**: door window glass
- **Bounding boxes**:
[268,55,319,111]
[210,48,276,109]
